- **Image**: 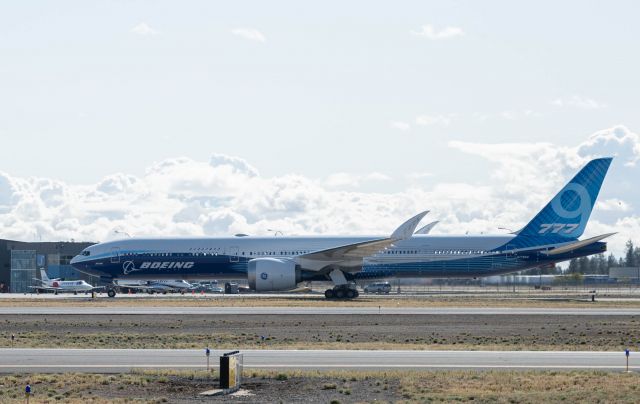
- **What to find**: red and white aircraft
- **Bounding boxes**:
[31,270,103,295]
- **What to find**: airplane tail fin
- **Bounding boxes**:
[517,157,612,239]
[40,270,50,282]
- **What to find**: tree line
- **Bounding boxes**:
[532,240,640,275]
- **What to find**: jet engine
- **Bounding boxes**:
[247,257,300,291]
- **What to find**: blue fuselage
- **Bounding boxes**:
[70,234,606,282]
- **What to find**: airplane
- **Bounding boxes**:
[71,157,614,299]
[113,279,194,294]
[31,270,103,295]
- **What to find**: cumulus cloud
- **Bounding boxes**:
[231,28,266,42]
[551,96,606,109]
[0,126,639,258]
[448,125,640,255]
[597,198,631,212]
[412,25,464,40]
[390,121,411,131]
[407,172,434,181]
[324,172,391,188]
[131,22,159,36]
[415,114,455,127]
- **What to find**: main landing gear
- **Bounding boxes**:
[324,284,359,300]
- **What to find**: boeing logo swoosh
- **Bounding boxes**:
[122,261,138,275]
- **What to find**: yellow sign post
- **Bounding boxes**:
[220,351,243,392]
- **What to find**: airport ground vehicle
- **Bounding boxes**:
[364,282,391,294]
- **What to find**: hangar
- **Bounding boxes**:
[0,239,96,293]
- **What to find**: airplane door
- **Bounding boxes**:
[111,247,120,264]
[229,246,239,263]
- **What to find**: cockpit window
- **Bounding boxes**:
[81,250,90,256]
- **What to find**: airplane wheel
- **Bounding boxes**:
[354,290,359,298]
[107,289,117,298]
[324,289,334,299]
[346,289,355,299]
[54,291,58,295]
[74,292,78,295]
[335,289,346,299]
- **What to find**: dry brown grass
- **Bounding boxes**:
[2,293,640,308]
[0,330,630,351]
[0,369,638,403]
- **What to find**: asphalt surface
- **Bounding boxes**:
[1,306,640,315]
[0,349,636,373]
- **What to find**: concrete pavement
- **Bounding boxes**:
[1,306,640,315]
[0,348,636,373]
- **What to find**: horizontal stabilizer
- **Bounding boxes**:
[541,233,615,256]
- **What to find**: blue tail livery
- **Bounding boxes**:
[517,157,612,239]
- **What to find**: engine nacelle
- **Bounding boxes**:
[247,257,300,291]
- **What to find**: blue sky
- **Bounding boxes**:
[0,1,639,255]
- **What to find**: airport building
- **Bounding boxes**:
[0,239,96,293]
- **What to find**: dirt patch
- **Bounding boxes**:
[2,313,639,351]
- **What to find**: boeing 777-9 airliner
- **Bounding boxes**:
[71,158,614,298]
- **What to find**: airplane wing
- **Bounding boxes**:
[295,211,429,271]
[415,220,439,235]
[118,284,154,291]
[540,233,616,256]
[29,286,57,291]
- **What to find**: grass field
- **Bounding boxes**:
[2,311,639,351]
[0,369,638,403]
[2,293,640,308]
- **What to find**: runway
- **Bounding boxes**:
[0,349,635,373]
[1,306,640,315]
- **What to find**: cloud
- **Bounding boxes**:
[415,114,456,127]
[407,172,434,182]
[324,172,391,188]
[448,125,640,255]
[551,96,606,109]
[390,121,411,131]
[231,28,266,42]
[0,126,639,258]
[596,198,631,212]
[131,22,159,36]
[499,110,542,120]
[412,25,464,40]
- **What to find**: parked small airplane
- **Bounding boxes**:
[31,270,103,295]
[113,279,195,294]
